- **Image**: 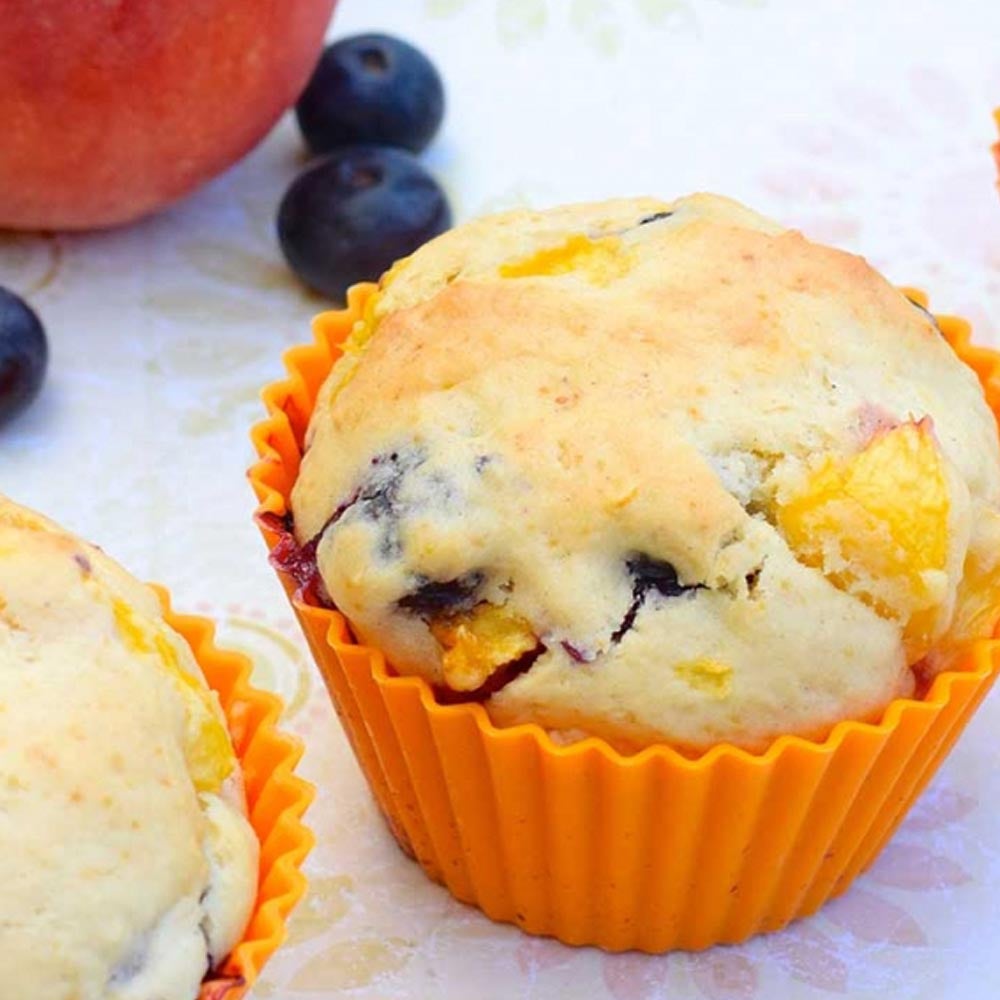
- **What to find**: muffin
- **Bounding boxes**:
[288,193,1000,752]
[0,496,258,999]
[252,193,1000,952]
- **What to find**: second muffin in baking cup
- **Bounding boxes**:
[0,497,314,999]
[250,195,1000,952]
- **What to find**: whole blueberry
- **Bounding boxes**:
[296,33,445,155]
[0,287,48,429]
[277,145,452,300]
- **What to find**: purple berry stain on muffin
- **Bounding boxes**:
[612,555,702,643]
[561,640,592,663]
[325,448,426,560]
[268,519,320,588]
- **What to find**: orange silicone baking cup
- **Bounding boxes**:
[249,282,1000,953]
[992,109,1000,187]
[151,589,315,999]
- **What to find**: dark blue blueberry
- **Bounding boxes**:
[0,287,48,429]
[611,555,701,643]
[296,33,445,155]
[626,554,692,599]
[277,145,451,300]
[398,571,484,617]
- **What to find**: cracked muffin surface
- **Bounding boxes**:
[291,193,1000,752]
[0,496,258,999]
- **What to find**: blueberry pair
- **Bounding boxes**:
[279,34,452,301]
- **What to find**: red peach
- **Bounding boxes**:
[0,0,336,230]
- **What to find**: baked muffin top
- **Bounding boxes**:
[292,193,1000,751]
[0,496,257,999]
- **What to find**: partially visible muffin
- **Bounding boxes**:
[291,194,1000,752]
[0,496,258,999]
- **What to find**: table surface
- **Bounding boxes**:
[5,1,1000,997]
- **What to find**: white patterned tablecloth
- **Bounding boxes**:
[4,1,1000,997]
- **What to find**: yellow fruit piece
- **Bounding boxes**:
[342,287,382,359]
[114,599,234,793]
[112,598,152,654]
[321,256,409,402]
[777,420,950,641]
[322,289,382,406]
[337,259,405,365]
[153,634,234,794]
[673,658,733,698]
[944,552,1000,656]
[431,604,538,691]
[499,234,632,285]
[0,507,46,532]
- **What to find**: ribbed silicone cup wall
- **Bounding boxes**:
[154,591,315,999]
[249,282,1000,953]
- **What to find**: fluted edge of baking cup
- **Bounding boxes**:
[151,588,315,999]
[248,282,1000,952]
[992,108,1000,186]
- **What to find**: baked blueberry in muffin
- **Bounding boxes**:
[288,194,1000,752]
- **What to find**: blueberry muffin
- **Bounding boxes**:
[289,194,1000,752]
[0,497,258,999]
